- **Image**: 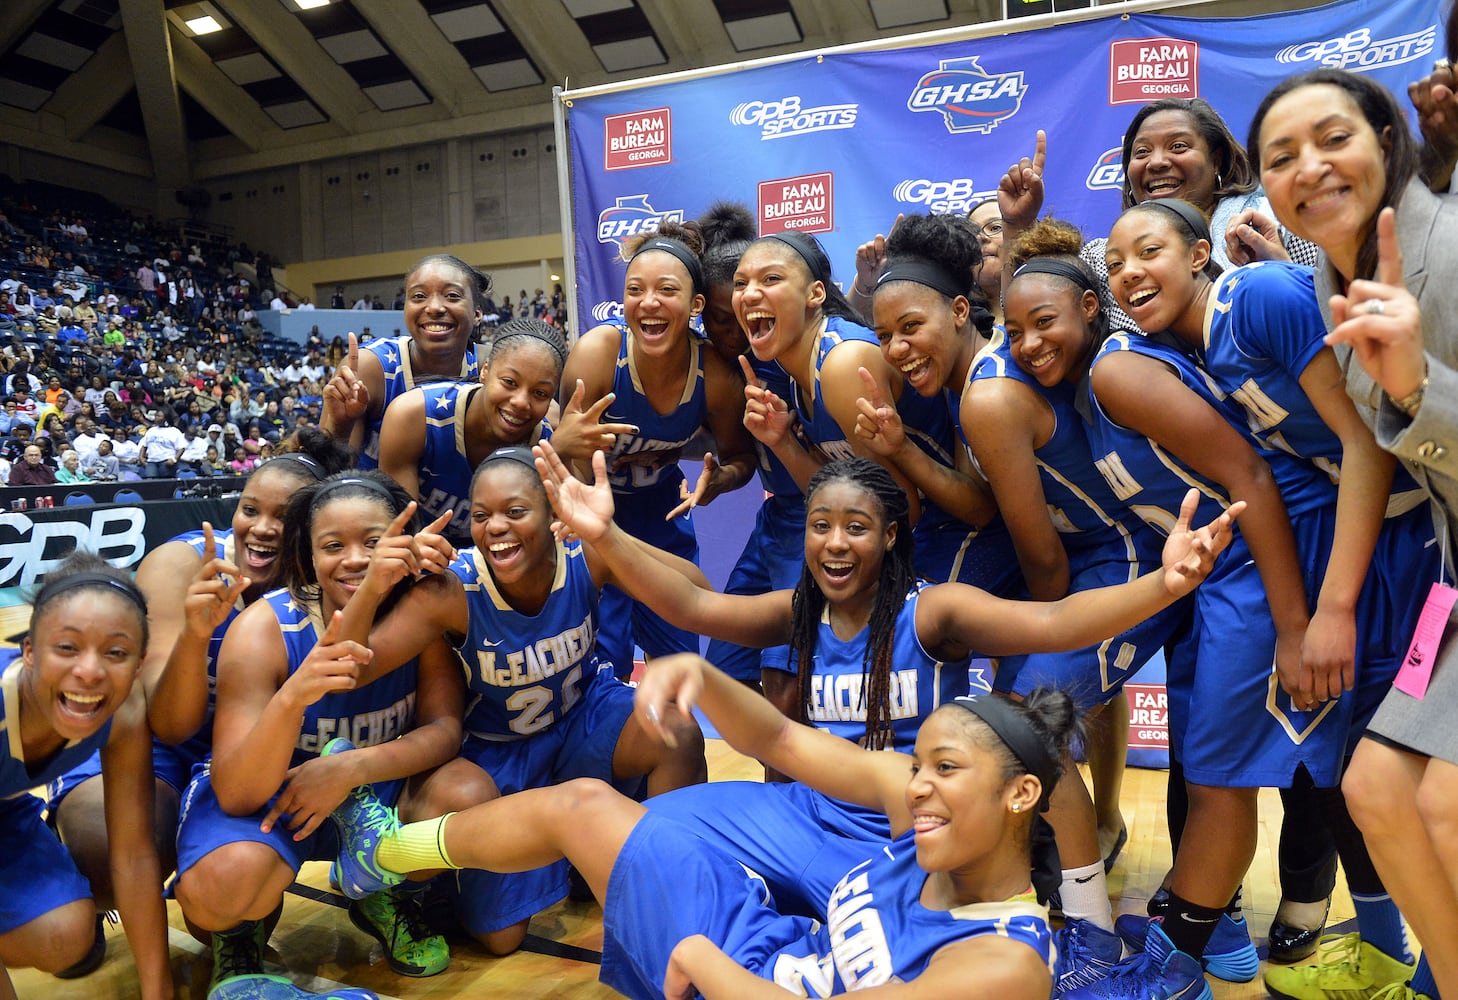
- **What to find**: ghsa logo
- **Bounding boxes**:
[1086,146,1124,192]
[596,195,684,246]
[908,57,1026,134]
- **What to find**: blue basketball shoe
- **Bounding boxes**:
[322,738,403,900]
[1115,911,1260,982]
[1061,922,1212,1000]
[208,974,379,1000]
[1054,917,1125,992]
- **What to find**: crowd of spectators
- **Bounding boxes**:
[0,180,336,487]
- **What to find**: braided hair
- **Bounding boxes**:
[489,316,569,375]
[789,457,917,749]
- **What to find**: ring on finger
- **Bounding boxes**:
[1363,298,1386,316]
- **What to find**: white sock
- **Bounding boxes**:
[1060,860,1113,930]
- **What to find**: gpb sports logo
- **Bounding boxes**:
[729,95,858,140]
[907,57,1025,134]
[590,300,625,323]
[596,195,685,246]
[1086,147,1124,192]
[1276,25,1436,73]
[892,178,995,214]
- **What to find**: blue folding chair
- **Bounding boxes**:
[64,491,95,506]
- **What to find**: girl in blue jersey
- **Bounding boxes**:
[44,432,352,975]
[336,448,707,955]
[1106,197,1432,996]
[322,254,485,468]
[533,442,1239,917]
[735,232,1014,601]
[559,221,756,678]
[378,318,568,544]
[695,202,807,692]
[0,555,170,999]
[172,472,472,992]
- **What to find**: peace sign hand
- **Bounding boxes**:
[1325,208,1425,406]
[551,379,638,461]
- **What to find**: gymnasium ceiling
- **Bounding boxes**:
[0,0,1027,187]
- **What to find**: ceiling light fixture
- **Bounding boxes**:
[293,0,332,9]
[184,14,223,34]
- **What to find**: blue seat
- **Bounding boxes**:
[63,491,95,505]
[112,489,143,503]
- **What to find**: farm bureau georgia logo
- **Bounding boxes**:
[1276,24,1436,73]
[596,195,685,246]
[907,57,1026,134]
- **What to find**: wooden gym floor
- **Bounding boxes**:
[15,740,1374,1000]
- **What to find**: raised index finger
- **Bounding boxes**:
[347,331,359,371]
[738,353,763,389]
[423,508,453,536]
[385,501,417,537]
[857,366,888,408]
[1374,208,1405,290]
[201,520,216,560]
[1032,129,1047,174]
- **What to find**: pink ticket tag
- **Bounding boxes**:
[1394,582,1458,699]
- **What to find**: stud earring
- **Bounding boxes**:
[1011,803,1021,813]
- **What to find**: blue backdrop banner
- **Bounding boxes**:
[561,0,1443,331]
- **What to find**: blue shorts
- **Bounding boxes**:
[0,794,93,934]
[455,668,635,933]
[914,515,1024,597]
[46,739,204,808]
[705,494,805,681]
[600,810,825,1000]
[1169,506,1354,787]
[599,481,701,676]
[175,763,403,881]
[995,543,1192,705]
[646,780,890,917]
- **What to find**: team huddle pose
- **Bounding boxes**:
[5,36,1458,1000]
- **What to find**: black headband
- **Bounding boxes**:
[310,475,399,512]
[876,259,967,300]
[36,571,147,618]
[479,446,539,474]
[1136,198,1212,245]
[266,453,324,481]
[631,238,704,295]
[952,694,1060,812]
[760,233,831,282]
[1012,258,1098,294]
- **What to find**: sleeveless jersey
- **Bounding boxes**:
[1085,332,1238,535]
[265,590,419,767]
[788,317,982,579]
[746,354,803,500]
[451,540,602,741]
[1202,261,1421,510]
[765,833,1053,994]
[968,335,1155,562]
[601,324,707,495]
[1,655,113,799]
[416,382,550,540]
[359,336,479,468]
[794,583,975,751]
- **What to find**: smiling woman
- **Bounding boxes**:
[0,554,170,1000]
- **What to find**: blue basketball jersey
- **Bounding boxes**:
[1085,332,1239,536]
[1,654,113,799]
[415,382,550,540]
[265,590,419,767]
[359,336,479,469]
[746,354,803,500]
[762,834,1054,993]
[969,335,1157,562]
[601,325,707,495]
[791,583,978,751]
[450,540,603,740]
